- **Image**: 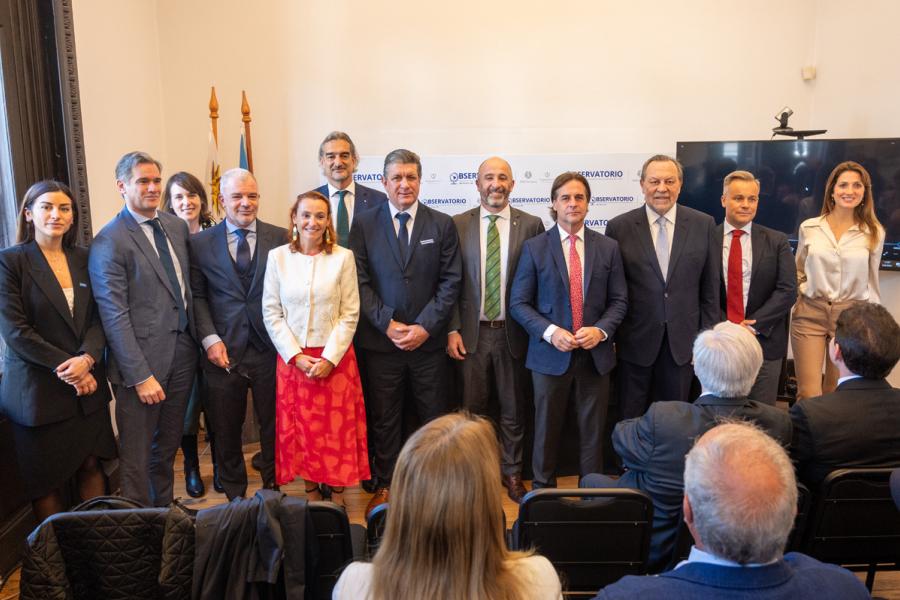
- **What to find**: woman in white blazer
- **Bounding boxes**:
[262,191,369,507]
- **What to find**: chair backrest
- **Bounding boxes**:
[308,501,355,600]
[512,488,653,593]
[803,468,900,565]
[366,503,389,558]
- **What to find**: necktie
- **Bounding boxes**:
[148,218,188,331]
[483,215,501,320]
[234,228,252,276]
[726,229,745,323]
[396,212,410,262]
[655,215,669,281]
[569,234,583,332]
[336,190,350,247]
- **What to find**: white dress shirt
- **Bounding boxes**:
[262,244,360,367]
[795,216,884,303]
[126,206,187,306]
[479,205,512,321]
[646,203,676,257]
[542,224,591,343]
[388,199,419,238]
[327,181,357,224]
[722,220,753,311]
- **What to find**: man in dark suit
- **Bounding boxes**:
[595,422,869,600]
[190,168,286,499]
[790,302,900,487]
[715,170,797,405]
[314,131,387,247]
[89,151,197,507]
[447,156,545,502]
[349,148,462,515]
[510,172,628,489]
[605,154,719,418]
[582,321,792,572]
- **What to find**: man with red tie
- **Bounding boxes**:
[716,170,797,405]
[510,172,628,488]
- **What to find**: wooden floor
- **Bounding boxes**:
[2,439,899,598]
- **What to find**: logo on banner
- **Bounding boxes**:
[590,195,635,205]
[577,170,625,180]
[523,171,532,180]
[449,172,477,184]
[354,173,383,183]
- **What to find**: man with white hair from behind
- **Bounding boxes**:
[596,422,870,599]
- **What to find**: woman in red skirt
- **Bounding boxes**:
[262,191,369,507]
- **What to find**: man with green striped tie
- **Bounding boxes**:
[447,157,545,503]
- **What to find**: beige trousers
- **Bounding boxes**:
[790,296,858,400]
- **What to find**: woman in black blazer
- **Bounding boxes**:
[0,181,115,520]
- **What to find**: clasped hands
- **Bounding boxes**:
[55,354,97,397]
[387,319,429,351]
[551,326,605,352]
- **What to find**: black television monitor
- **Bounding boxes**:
[676,138,900,271]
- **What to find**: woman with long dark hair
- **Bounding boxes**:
[0,181,116,520]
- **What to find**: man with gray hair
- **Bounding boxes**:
[581,321,791,571]
[715,170,797,405]
[349,148,461,516]
[595,422,869,599]
[190,168,287,499]
[314,131,387,247]
[89,151,197,506]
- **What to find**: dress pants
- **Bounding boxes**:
[791,295,856,400]
[532,349,609,487]
[748,358,783,406]
[365,347,449,485]
[617,330,693,420]
[204,345,277,499]
[114,330,197,507]
[458,323,527,477]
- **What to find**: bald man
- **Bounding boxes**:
[447,157,545,502]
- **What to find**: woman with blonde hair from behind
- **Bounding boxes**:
[333,412,562,600]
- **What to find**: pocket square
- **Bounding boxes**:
[420,238,435,245]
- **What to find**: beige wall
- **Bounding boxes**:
[73,0,900,382]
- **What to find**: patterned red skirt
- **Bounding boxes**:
[275,346,370,487]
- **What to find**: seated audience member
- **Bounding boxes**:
[595,422,870,599]
[582,321,791,572]
[0,181,116,521]
[790,301,900,486]
[333,412,562,600]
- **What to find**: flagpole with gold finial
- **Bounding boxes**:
[208,86,222,217]
[241,90,254,173]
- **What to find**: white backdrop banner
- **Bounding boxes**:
[339,154,649,232]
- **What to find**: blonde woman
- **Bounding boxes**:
[334,412,562,600]
[791,161,885,400]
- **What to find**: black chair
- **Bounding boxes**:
[802,467,900,591]
[307,501,358,600]
[511,488,653,596]
[365,502,389,558]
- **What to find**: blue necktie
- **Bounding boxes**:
[234,228,251,276]
[396,212,410,262]
[148,218,188,331]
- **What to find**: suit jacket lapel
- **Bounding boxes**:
[506,208,524,295]
[249,222,277,293]
[23,242,78,335]
[69,249,91,337]
[404,204,427,269]
[713,223,725,285]
[667,206,689,281]
[122,208,177,301]
[158,215,190,299]
[750,224,763,283]
[466,209,482,296]
[378,204,404,268]
[582,228,595,294]
[215,222,245,292]
[635,208,665,283]
[548,226,570,290]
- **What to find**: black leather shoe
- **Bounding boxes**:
[251,451,263,472]
[502,474,528,504]
[361,478,377,494]
[185,467,205,498]
[319,483,333,499]
[213,466,225,493]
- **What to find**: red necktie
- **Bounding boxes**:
[569,235,583,332]
[726,229,745,323]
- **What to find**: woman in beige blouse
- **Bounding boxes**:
[791,161,885,400]
[262,191,369,507]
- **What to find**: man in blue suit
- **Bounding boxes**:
[349,148,461,516]
[314,131,387,247]
[510,172,627,488]
[89,151,197,507]
[190,168,287,499]
[595,422,869,600]
[605,155,719,418]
